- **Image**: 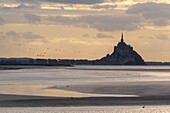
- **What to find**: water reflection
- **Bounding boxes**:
[0,83,138,97]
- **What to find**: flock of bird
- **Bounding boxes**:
[14,43,81,58]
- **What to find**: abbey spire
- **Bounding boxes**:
[121,32,124,43]
[100,32,145,65]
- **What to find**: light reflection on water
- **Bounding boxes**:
[140,72,170,77]
[0,65,170,97]
[0,83,138,97]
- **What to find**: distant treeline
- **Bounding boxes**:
[0,58,94,66]
[0,58,170,66]
[0,58,68,66]
[0,58,116,66]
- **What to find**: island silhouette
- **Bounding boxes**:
[96,33,145,65]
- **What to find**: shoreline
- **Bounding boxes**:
[1,65,170,72]
[0,65,71,70]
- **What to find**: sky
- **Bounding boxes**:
[0,0,170,61]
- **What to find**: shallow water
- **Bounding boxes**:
[0,65,170,97]
[1,66,170,112]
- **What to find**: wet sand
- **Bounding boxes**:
[49,81,170,96]
[0,94,170,107]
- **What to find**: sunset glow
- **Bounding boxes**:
[0,0,170,61]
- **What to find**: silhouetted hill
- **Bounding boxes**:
[95,33,145,65]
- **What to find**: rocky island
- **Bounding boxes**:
[96,33,145,65]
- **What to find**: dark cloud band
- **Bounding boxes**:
[40,0,105,4]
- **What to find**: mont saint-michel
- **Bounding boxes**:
[0,33,145,65]
[96,33,145,65]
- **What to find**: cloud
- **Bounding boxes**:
[82,33,113,39]
[111,0,168,4]
[0,31,48,43]
[24,14,41,24]
[0,17,4,24]
[92,4,117,10]
[139,34,170,41]
[127,2,170,19]
[0,3,37,9]
[0,0,40,10]
[96,33,113,38]
[48,15,142,31]
[60,6,65,10]
[16,3,37,9]
[6,31,19,37]
[156,34,169,41]
[127,2,170,26]
[82,34,90,38]
[152,19,169,26]
[40,0,105,4]
[17,0,39,2]
[22,32,48,43]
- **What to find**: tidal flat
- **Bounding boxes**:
[0,65,170,112]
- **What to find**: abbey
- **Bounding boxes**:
[96,33,145,65]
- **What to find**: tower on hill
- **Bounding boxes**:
[121,32,124,43]
[97,33,145,65]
